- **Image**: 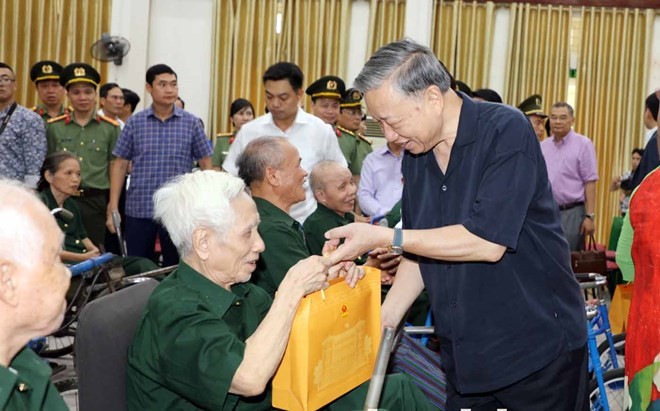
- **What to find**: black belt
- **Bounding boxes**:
[75,187,109,198]
[558,201,584,211]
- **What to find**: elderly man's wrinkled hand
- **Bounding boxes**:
[365,247,401,275]
[285,255,333,296]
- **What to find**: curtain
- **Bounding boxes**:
[366,0,406,57]
[574,7,653,243]
[431,0,495,90]
[0,0,112,108]
[209,0,352,138]
[503,3,572,109]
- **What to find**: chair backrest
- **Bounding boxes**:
[75,279,159,411]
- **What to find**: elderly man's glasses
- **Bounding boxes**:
[0,77,16,85]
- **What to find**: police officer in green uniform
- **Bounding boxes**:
[305,75,345,126]
[336,88,373,204]
[29,60,69,121]
[126,170,434,411]
[46,63,120,247]
[518,94,549,141]
[212,98,255,169]
[0,181,70,411]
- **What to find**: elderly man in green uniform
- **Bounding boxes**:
[518,94,549,141]
[304,160,359,256]
[0,179,70,411]
[306,75,345,126]
[126,170,432,411]
[46,63,120,247]
[29,60,69,121]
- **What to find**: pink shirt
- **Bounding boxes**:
[540,129,599,206]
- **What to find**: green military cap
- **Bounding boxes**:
[517,94,547,118]
[30,60,63,83]
[340,88,363,108]
[305,75,346,100]
[60,63,101,89]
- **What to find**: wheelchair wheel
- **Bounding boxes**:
[588,368,625,411]
[38,326,76,358]
[597,333,625,371]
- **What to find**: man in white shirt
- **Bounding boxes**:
[223,62,346,223]
[98,82,125,129]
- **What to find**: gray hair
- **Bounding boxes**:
[0,179,45,267]
[551,101,574,117]
[354,38,451,97]
[236,136,287,186]
[153,171,246,257]
[310,160,344,194]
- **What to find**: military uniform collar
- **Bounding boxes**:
[253,197,299,229]
[314,203,354,224]
[175,260,253,317]
[64,111,102,125]
[336,125,356,136]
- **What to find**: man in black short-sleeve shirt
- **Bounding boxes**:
[326,39,588,410]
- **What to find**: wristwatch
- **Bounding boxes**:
[388,227,403,255]
[585,213,595,220]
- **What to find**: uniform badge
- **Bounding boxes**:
[351,90,362,101]
[42,65,53,74]
[74,67,86,77]
[327,80,337,90]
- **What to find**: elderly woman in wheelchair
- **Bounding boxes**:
[38,151,158,277]
[125,170,435,410]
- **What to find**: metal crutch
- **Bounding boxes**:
[112,210,128,257]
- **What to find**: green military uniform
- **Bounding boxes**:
[45,63,120,247]
[30,60,69,121]
[384,200,402,228]
[252,197,309,297]
[0,347,69,411]
[31,104,70,122]
[126,261,434,411]
[304,203,354,256]
[337,89,373,175]
[39,189,158,275]
[303,203,367,265]
[336,125,373,175]
[212,132,234,168]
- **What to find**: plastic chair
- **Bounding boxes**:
[75,279,158,411]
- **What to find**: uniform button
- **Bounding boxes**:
[79,157,83,161]
[554,312,558,318]
[82,249,87,253]
[75,240,80,244]
[63,148,67,151]
[17,383,28,392]
[96,147,100,151]
[235,301,242,306]
[80,141,84,146]
[64,223,68,228]
[441,185,447,191]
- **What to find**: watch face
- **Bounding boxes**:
[389,245,403,255]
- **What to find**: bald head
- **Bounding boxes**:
[310,161,356,215]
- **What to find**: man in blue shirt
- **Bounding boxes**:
[107,64,213,266]
[326,39,588,410]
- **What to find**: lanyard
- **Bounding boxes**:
[0,102,18,136]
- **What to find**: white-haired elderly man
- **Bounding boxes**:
[125,170,435,410]
[0,179,70,410]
